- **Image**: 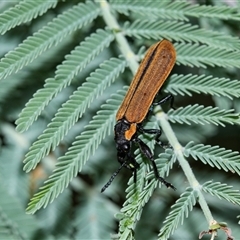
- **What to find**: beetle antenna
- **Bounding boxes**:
[101,161,126,193]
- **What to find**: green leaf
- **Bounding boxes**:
[26,89,125,214]
[168,104,240,127]
[202,181,240,206]
[15,29,114,132]
[0,185,38,239]
[0,1,100,80]
[176,43,240,68]
[184,141,240,175]
[74,195,116,239]
[0,0,58,35]
[23,58,127,172]
[124,20,240,51]
[158,188,198,240]
[111,0,240,21]
[166,74,240,99]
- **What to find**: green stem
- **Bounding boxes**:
[98,0,139,73]
[155,109,214,224]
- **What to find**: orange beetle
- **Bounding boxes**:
[102,40,176,192]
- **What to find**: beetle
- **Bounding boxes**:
[101,40,176,192]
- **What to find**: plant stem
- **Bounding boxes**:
[98,0,139,73]
[155,109,214,224]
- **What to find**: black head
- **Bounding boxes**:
[114,119,131,156]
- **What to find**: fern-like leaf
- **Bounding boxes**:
[202,181,240,205]
[124,20,240,51]
[74,195,116,239]
[168,104,240,127]
[184,141,240,175]
[111,0,240,21]
[0,1,100,80]
[23,58,127,172]
[26,89,126,214]
[0,185,38,239]
[176,43,240,68]
[166,74,240,99]
[111,0,188,20]
[119,169,158,234]
[16,29,114,132]
[0,0,58,35]
[54,29,114,84]
[158,188,198,240]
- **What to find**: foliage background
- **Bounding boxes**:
[0,0,240,240]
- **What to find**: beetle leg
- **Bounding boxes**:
[134,137,175,190]
[153,94,175,109]
[138,126,170,148]
[138,127,161,141]
[117,148,139,182]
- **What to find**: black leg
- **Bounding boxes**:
[138,126,169,148]
[138,127,161,140]
[117,147,140,182]
[153,94,175,109]
[133,137,175,190]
